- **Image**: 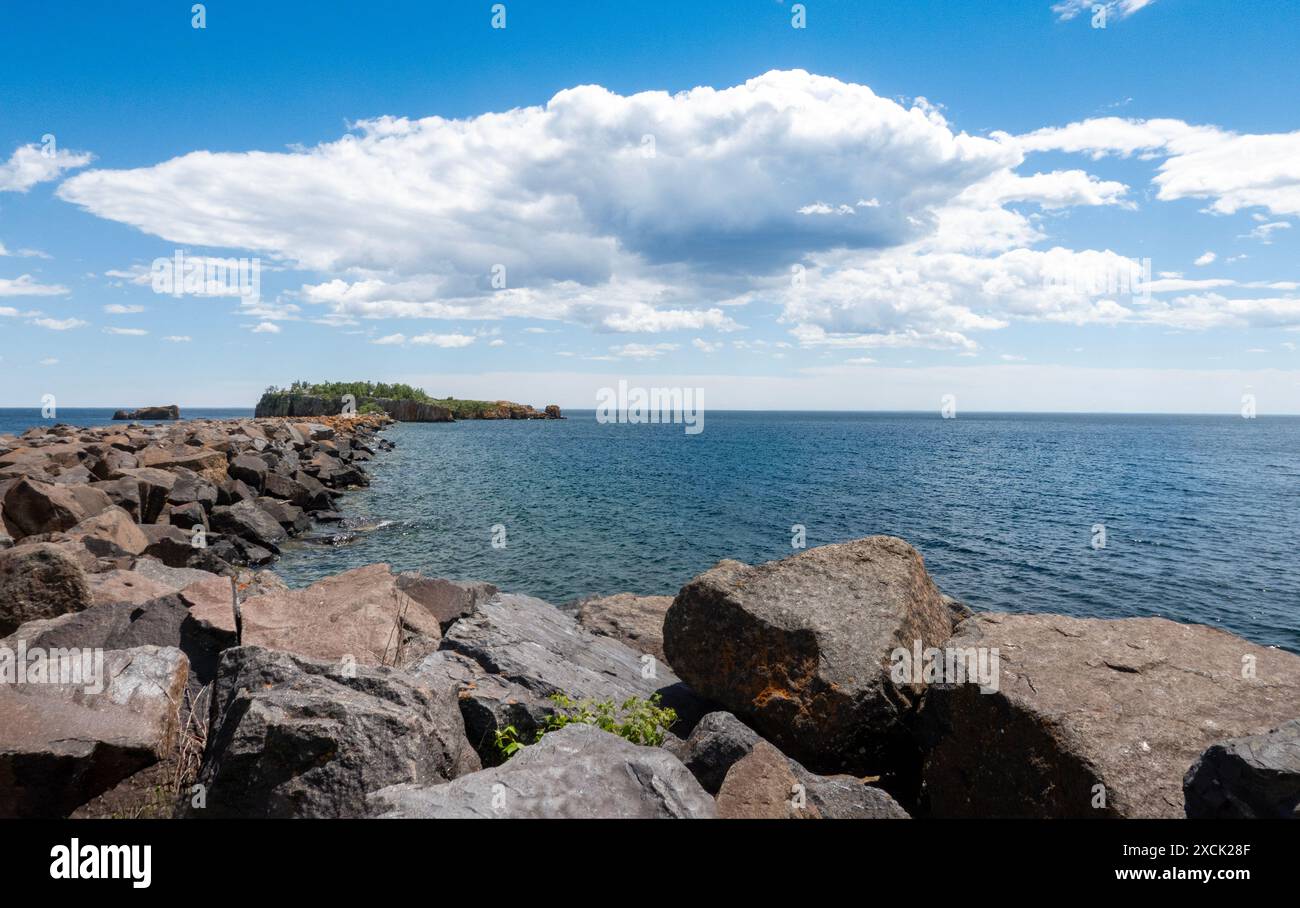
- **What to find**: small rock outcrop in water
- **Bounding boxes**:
[1184,719,1300,818]
[112,405,180,420]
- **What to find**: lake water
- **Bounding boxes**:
[3,408,1296,652]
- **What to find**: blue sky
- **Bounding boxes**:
[2,0,1298,411]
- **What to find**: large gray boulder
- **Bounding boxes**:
[1184,719,1300,818]
[192,646,479,817]
[370,724,716,818]
[0,645,189,817]
[663,536,955,777]
[0,542,92,636]
[396,573,497,633]
[209,500,287,553]
[920,613,1300,818]
[442,592,706,729]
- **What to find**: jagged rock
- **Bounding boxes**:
[395,573,497,632]
[919,613,1300,818]
[676,710,762,794]
[370,724,715,818]
[209,500,286,553]
[89,477,142,520]
[65,506,148,557]
[166,500,207,531]
[715,740,907,819]
[88,570,177,607]
[1184,719,1300,818]
[0,542,92,636]
[216,478,256,506]
[409,649,556,762]
[253,497,311,536]
[166,475,218,512]
[112,467,176,524]
[2,478,114,538]
[577,592,672,661]
[227,454,268,491]
[191,646,479,818]
[663,536,955,778]
[0,645,189,817]
[442,592,706,730]
[239,563,440,667]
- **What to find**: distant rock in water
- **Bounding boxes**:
[112,405,180,421]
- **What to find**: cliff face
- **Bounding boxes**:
[254,394,452,422]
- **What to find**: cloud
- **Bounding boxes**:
[1052,0,1157,22]
[251,321,280,334]
[0,142,94,192]
[1015,118,1300,217]
[46,70,1300,350]
[39,358,59,366]
[0,275,69,297]
[1194,251,1216,266]
[611,342,679,359]
[31,317,87,330]
[104,304,146,314]
[103,327,148,336]
[0,242,49,258]
[1242,221,1292,244]
[692,338,721,353]
[162,335,191,342]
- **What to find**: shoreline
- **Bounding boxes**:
[1,415,1297,819]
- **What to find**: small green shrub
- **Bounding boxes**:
[492,693,677,761]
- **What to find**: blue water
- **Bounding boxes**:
[3,409,1296,653]
[0,408,254,435]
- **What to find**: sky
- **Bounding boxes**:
[1,0,1299,412]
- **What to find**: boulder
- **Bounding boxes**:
[88,570,177,608]
[663,536,955,778]
[89,477,142,520]
[577,592,672,661]
[395,573,497,633]
[0,543,92,636]
[2,478,113,538]
[676,710,762,794]
[370,724,715,819]
[715,740,907,819]
[227,454,268,491]
[919,613,1300,818]
[166,475,218,512]
[216,478,256,506]
[65,506,149,557]
[409,649,556,762]
[166,500,207,531]
[443,592,705,729]
[209,500,287,553]
[253,497,310,536]
[0,645,188,817]
[113,468,176,524]
[239,563,440,667]
[191,646,479,818]
[1184,719,1300,818]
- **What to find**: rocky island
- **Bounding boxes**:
[0,413,1296,820]
[255,381,561,422]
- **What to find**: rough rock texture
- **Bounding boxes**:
[0,542,92,636]
[663,536,955,778]
[209,500,287,553]
[577,592,673,661]
[239,563,440,667]
[443,592,707,731]
[679,712,908,818]
[192,646,479,818]
[370,724,715,818]
[409,649,556,762]
[1184,719,1300,818]
[88,569,177,608]
[66,506,149,557]
[2,478,113,537]
[395,573,497,632]
[0,645,189,817]
[919,613,1300,818]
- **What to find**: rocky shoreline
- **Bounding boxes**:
[1,415,1297,819]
